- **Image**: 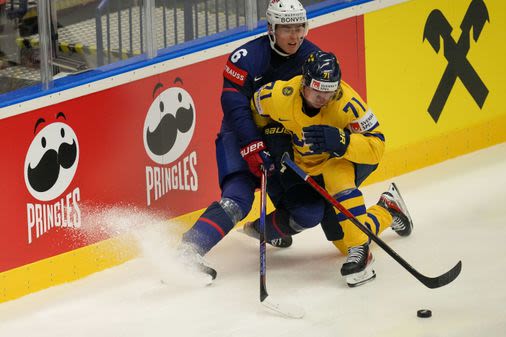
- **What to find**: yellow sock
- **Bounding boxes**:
[332,203,393,255]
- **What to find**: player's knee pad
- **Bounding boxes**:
[332,189,369,248]
[321,189,366,242]
[221,172,256,218]
[219,197,243,225]
[334,188,367,220]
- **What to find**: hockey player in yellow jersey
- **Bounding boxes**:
[244,51,414,287]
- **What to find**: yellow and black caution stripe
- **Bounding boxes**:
[16,37,39,49]
[16,37,142,59]
[58,40,96,55]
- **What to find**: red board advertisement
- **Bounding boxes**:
[0,16,366,273]
[310,15,367,99]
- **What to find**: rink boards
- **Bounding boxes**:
[0,0,504,302]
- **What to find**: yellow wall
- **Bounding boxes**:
[1,235,138,303]
[363,0,506,180]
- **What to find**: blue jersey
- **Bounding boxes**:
[221,35,319,146]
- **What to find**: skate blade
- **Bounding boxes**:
[345,256,376,288]
[388,182,413,225]
[346,271,376,288]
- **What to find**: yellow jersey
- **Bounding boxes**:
[251,75,385,176]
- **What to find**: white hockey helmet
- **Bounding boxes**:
[266,0,308,55]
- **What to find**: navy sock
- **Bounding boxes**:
[182,202,234,255]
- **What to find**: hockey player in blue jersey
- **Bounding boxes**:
[178,0,320,279]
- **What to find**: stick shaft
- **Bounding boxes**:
[259,168,268,301]
[281,154,462,289]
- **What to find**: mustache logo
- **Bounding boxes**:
[146,103,194,156]
[143,83,196,165]
[24,118,80,201]
[27,139,78,193]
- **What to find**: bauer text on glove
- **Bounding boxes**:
[240,140,274,177]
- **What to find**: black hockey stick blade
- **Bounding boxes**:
[281,153,462,289]
[418,260,462,289]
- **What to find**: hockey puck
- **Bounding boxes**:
[417,309,432,318]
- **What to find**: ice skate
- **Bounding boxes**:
[177,243,217,281]
[241,221,293,248]
[340,243,376,287]
[377,182,414,237]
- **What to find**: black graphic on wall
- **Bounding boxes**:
[143,78,196,165]
[423,0,489,123]
[24,112,80,201]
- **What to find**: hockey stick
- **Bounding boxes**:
[281,154,462,289]
[259,167,305,319]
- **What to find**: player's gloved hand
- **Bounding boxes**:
[303,125,350,157]
[262,122,292,171]
[240,140,274,177]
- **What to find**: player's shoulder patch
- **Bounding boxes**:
[348,109,379,133]
[224,59,248,86]
[223,46,256,86]
[282,86,294,96]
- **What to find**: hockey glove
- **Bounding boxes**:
[262,122,293,171]
[303,125,350,157]
[240,140,274,177]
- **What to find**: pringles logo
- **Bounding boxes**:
[143,78,198,206]
[24,112,81,244]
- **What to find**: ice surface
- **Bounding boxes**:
[0,143,505,337]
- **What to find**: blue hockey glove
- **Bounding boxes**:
[303,125,350,157]
[240,140,274,177]
[262,122,293,171]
